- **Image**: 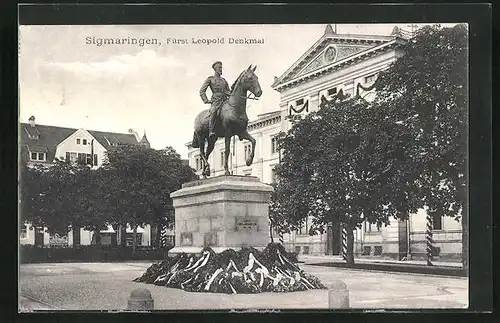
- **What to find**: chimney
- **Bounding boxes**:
[29,116,36,127]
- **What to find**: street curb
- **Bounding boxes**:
[19,293,62,311]
[305,262,466,279]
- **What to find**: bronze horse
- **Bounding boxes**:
[192,65,263,177]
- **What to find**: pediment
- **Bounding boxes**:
[296,42,373,77]
[272,32,395,89]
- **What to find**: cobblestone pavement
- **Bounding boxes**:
[19,262,468,311]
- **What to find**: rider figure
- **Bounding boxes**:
[199,61,231,141]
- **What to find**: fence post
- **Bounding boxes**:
[328,280,349,309]
[127,288,154,310]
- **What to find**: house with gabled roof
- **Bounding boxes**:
[19,116,155,247]
[20,116,144,168]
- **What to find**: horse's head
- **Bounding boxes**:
[236,65,263,98]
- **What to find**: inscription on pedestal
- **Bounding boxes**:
[235,216,259,232]
[180,232,193,246]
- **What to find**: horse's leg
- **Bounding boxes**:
[239,130,256,166]
[205,135,217,177]
[224,134,232,175]
[198,137,209,178]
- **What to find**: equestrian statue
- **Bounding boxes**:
[192,61,262,177]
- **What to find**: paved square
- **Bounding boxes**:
[19,262,468,311]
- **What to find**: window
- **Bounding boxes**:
[298,218,309,235]
[30,152,46,161]
[374,246,383,256]
[77,153,86,165]
[295,246,301,254]
[295,98,304,106]
[362,246,371,255]
[76,138,81,144]
[82,139,87,145]
[303,246,310,254]
[432,214,443,230]
[126,233,142,246]
[271,136,279,154]
[364,73,377,84]
[220,150,225,167]
[364,221,380,233]
[93,154,98,166]
[271,168,277,184]
[66,152,78,164]
[195,156,202,171]
[344,87,355,97]
[20,224,28,239]
[73,227,81,246]
[244,144,251,161]
[86,154,93,165]
[327,87,337,96]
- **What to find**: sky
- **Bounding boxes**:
[19,23,449,158]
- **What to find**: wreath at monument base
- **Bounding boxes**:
[133,243,326,294]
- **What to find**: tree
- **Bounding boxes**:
[19,159,110,247]
[73,166,112,247]
[19,161,46,232]
[373,24,468,268]
[268,182,292,243]
[102,144,197,251]
[275,98,415,264]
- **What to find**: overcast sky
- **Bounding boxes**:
[19,23,448,158]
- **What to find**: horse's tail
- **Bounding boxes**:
[192,131,200,148]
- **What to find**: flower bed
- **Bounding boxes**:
[133,243,326,294]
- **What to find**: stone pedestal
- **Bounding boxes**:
[169,175,273,255]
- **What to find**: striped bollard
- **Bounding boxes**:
[341,224,348,262]
[160,225,167,248]
[426,214,435,266]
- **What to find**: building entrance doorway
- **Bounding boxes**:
[326,222,341,255]
[34,227,44,246]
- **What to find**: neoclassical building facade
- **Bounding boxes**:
[186,25,462,261]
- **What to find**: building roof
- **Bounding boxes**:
[88,129,139,150]
[247,110,281,132]
[271,24,405,91]
[256,110,281,119]
[20,122,138,163]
